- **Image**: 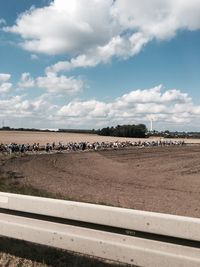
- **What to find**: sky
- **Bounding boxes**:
[0,0,200,131]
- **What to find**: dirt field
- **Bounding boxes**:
[0,130,200,145]
[1,145,200,218]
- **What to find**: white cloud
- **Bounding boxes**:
[111,0,200,40]
[0,93,59,128]
[5,0,114,55]
[37,73,84,94]
[0,84,200,129]
[0,73,11,83]
[0,94,55,119]
[117,85,190,105]
[18,72,84,94]
[0,83,12,93]
[46,33,149,73]
[0,73,12,93]
[18,72,35,88]
[0,95,31,116]
[5,0,200,73]
[58,100,110,117]
[57,85,200,127]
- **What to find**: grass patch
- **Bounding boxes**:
[0,178,68,203]
[0,178,56,198]
[0,178,114,206]
[0,154,63,199]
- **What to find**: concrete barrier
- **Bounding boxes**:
[0,192,200,266]
[0,192,200,241]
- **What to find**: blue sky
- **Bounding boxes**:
[0,0,200,131]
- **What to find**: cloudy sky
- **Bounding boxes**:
[0,0,200,131]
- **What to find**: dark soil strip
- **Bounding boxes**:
[0,237,131,267]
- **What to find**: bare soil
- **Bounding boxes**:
[0,130,200,145]
[1,145,200,218]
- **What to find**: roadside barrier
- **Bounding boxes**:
[0,192,200,266]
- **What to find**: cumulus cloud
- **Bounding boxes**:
[0,94,55,120]
[0,73,12,93]
[37,73,84,94]
[18,72,84,94]
[112,0,200,40]
[4,0,200,73]
[5,0,114,55]
[57,85,200,127]
[0,84,200,129]
[0,73,11,83]
[18,72,35,88]
[46,33,149,73]
[0,95,33,117]
[0,83,13,93]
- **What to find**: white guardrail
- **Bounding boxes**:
[0,192,200,267]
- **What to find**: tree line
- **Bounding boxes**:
[96,124,147,138]
[0,124,148,138]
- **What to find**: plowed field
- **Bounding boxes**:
[1,145,200,218]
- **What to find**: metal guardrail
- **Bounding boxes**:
[0,192,200,267]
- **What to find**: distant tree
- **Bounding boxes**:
[97,124,147,138]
